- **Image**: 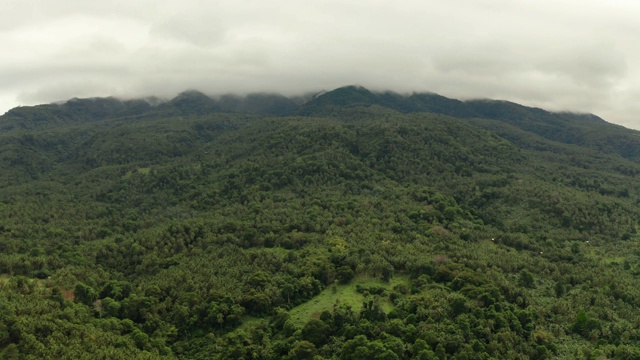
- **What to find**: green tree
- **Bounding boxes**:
[336,266,355,284]
[288,340,317,360]
[301,319,330,346]
[519,270,535,289]
[74,282,98,306]
[0,344,19,360]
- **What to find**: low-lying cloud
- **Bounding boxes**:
[2,0,640,128]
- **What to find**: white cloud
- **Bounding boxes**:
[1,0,639,128]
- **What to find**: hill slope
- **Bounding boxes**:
[6,85,639,163]
[1,88,640,358]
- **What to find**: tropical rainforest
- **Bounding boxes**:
[2,86,640,359]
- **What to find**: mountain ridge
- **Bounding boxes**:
[1,85,604,125]
[2,85,638,163]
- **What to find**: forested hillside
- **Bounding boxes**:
[2,87,640,359]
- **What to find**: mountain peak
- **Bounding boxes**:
[162,90,218,115]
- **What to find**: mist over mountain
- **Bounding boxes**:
[4,85,639,162]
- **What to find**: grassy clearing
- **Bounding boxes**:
[585,245,628,266]
[288,275,408,326]
[601,256,626,266]
[238,315,262,331]
[122,167,152,179]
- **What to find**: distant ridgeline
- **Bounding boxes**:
[2,85,638,162]
[4,86,640,358]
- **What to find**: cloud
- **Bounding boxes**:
[1,0,640,128]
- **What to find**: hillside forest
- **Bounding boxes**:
[2,86,640,359]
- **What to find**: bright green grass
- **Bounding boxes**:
[585,245,628,266]
[122,167,151,179]
[237,315,262,331]
[288,275,408,326]
[601,256,626,266]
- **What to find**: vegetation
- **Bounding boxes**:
[2,87,640,358]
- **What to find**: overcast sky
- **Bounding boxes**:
[2,0,640,128]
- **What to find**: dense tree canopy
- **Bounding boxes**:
[2,87,640,358]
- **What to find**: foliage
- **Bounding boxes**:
[3,87,640,358]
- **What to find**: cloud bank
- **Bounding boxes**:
[1,0,640,128]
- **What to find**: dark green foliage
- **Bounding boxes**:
[572,310,601,338]
[100,280,133,301]
[288,340,317,359]
[554,282,566,298]
[0,344,19,360]
[340,335,400,360]
[336,266,355,284]
[301,319,331,346]
[74,282,98,306]
[518,270,536,289]
[3,87,640,358]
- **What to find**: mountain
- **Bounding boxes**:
[0,97,154,132]
[297,86,640,162]
[156,89,219,115]
[296,85,380,114]
[3,86,640,358]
